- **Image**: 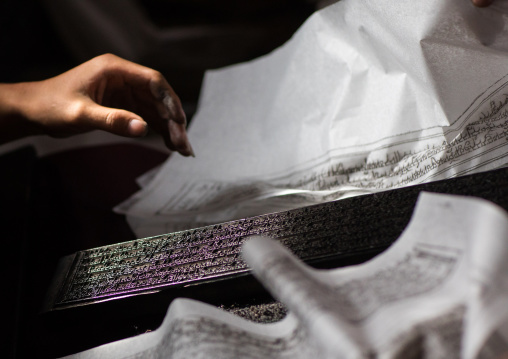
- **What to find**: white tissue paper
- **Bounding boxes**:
[116,0,508,237]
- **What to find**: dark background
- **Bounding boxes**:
[0,0,319,105]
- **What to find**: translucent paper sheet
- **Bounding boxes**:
[65,193,508,359]
[116,0,508,237]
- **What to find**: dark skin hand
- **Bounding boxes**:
[472,0,493,7]
[0,53,194,156]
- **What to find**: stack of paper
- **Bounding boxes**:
[116,0,508,238]
[67,193,508,358]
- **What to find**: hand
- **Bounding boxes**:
[0,54,194,156]
[472,0,493,7]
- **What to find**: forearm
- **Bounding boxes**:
[0,82,42,144]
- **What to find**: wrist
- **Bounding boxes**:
[0,82,43,143]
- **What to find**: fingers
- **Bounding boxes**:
[168,120,195,157]
[92,54,186,124]
[89,54,193,155]
[81,100,195,156]
[472,0,493,7]
[148,79,187,126]
[84,101,148,138]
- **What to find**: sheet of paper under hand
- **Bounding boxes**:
[64,193,508,358]
[116,0,508,237]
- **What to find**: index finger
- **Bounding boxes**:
[93,54,187,126]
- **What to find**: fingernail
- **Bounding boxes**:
[128,119,147,137]
[186,140,195,157]
[181,131,195,157]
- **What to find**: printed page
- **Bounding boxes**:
[61,299,318,359]
[65,193,508,358]
[463,201,508,359]
[242,192,507,357]
[115,0,508,238]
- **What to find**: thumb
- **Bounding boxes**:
[85,103,148,137]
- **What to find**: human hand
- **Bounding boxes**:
[472,0,493,7]
[1,54,194,156]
